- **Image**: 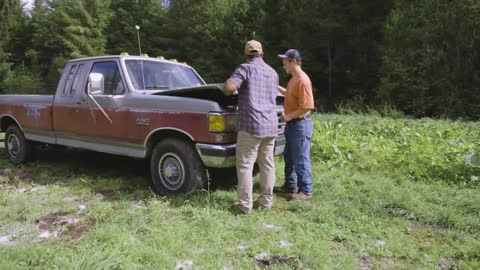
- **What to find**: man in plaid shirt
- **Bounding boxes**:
[223,40,279,214]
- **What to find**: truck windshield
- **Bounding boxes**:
[125,60,205,91]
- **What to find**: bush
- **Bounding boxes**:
[311,114,480,185]
[2,66,49,94]
[377,0,480,119]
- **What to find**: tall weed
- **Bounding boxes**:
[311,114,480,184]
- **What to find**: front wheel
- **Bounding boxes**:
[150,138,207,196]
[4,125,32,165]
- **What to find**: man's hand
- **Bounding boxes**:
[223,80,238,96]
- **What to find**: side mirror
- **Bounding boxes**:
[88,73,104,95]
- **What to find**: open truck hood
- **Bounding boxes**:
[153,83,284,107]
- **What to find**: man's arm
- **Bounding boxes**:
[277,85,286,95]
[223,64,247,96]
[223,80,238,96]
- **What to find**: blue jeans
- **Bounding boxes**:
[283,117,313,195]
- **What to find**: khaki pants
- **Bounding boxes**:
[236,130,276,213]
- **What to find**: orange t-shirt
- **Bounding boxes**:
[284,71,314,115]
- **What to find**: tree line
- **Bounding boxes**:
[1,0,479,119]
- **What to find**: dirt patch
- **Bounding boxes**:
[35,211,95,242]
[255,256,298,268]
[409,223,449,234]
[437,258,458,270]
[66,220,95,239]
[359,255,373,270]
[97,188,133,199]
[35,212,70,230]
[0,169,35,183]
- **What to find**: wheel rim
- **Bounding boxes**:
[158,152,185,191]
[7,134,20,158]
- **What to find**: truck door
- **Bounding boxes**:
[55,60,131,154]
[82,60,130,143]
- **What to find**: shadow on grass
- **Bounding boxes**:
[0,145,238,204]
[0,146,150,199]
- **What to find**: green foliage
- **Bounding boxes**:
[262,0,394,104]
[0,47,13,93]
[311,114,480,184]
[0,0,26,92]
[106,0,168,56]
[2,0,480,119]
[29,0,112,84]
[378,0,480,119]
[164,0,258,83]
[0,114,479,268]
[2,65,47,94]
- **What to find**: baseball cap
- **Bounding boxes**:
[278,49,302,62]
[244,40,263,56]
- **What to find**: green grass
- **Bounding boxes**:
[0,114,479,269]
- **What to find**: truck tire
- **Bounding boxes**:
[4,125,32,165]
[150,138,207,196]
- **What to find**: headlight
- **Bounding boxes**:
[208,112,238,132]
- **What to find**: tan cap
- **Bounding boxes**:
[244,40,263,56]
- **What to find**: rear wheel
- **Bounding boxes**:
[150,138,207,196]
[4,125,32,165]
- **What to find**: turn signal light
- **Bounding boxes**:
[208,113,238,132]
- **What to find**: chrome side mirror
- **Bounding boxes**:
[88,73,104,95]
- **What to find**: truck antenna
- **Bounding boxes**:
[135,25,142,55]
[135,25,146,90]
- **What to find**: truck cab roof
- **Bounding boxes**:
[68,55,190,67]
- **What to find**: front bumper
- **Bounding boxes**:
[196,135,286,168]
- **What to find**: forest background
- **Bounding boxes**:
[1,0,480,119]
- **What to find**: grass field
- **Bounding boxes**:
[0,114,479,269]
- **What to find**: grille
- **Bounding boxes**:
[277,105,285,134]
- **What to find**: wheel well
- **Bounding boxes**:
[145,130,194,158]
[1,116,19,132]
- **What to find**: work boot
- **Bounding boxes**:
[287,192,313,202]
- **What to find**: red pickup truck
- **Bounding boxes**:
[0,55,285,195]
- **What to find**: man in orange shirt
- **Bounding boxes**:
[274,49,315,201]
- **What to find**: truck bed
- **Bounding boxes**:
[0,95,55,140]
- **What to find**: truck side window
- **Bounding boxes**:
[63,65,77,96]
[70,64,84,96]
[89,62,125,95]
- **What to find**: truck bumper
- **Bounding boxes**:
[196,135,286,168]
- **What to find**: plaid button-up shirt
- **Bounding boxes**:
[228,57,279,138]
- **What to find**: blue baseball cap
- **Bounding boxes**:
[278,49,302,62]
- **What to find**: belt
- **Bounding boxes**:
[288,115,311,123]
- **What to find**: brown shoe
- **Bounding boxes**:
[287,192,313,201]
[230,202,251,215]
[253,200,271,210]
[273,185,297,194]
